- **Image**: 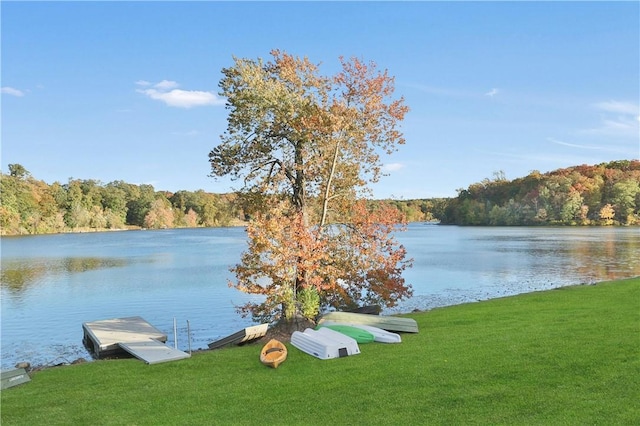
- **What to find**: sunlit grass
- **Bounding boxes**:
[2,277,638,425]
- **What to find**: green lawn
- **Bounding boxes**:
[2,277,639,425]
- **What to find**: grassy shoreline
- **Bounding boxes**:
[2,277,639,425]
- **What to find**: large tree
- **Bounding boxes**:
[209,50,412,323]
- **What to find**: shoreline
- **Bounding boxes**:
[8,276,638,373]
[2,221,639,238]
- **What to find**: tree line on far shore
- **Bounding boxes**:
[441,159,640,226]
[0,164,243,235]
[1,159,638,235]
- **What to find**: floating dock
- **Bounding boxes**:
[82,316,190,364]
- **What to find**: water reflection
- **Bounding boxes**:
[571,237,639,280]
[1,257,130,292]
[490,235,640,280]
[391,226,640,314]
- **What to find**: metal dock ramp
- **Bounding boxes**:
[118,340,190,365]
[82,316,190,364]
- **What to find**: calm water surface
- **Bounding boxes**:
[1,225,638,369]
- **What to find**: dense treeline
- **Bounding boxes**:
[0,164,242,235]
[385,198,449,223]
[441,160,640,226]
[0,164,441,236]
[2,160,638,235]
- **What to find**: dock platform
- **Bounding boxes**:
[82,316,190,364]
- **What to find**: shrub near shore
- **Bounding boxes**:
[2,277,638,425]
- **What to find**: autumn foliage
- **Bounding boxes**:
[442,160,640,226]
[210,50,412,323]
[232,200,412,323]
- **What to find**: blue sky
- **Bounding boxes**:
[2,1,639,199]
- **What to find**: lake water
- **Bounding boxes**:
[1,225,639,369]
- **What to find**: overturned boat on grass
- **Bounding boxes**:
[260,339,287,369]
[291,327,360,360]
[317,321,402,343]
[319,311,418,333]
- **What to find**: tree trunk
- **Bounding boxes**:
[292,141,307,306]
[292,142,305,212]
[320,139,341,227]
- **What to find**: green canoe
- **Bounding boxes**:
[316,324,375,344]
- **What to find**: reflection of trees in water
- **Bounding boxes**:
[461,232,639,284]
[0,264,48,291]
[61,258,127,273]
[572,237,640,280]
[0,258,129,293]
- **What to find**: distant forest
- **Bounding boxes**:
[1,159,638,235]
[441,159,640,226]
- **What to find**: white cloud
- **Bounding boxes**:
[383,163,405,172]
[1,86,25,97]
[155,80,179,90]
[592,100,639,115]
[136,80,224,108]
[582,116,639,137]
[601,118,634,131]
[485,88,499,97]
[547,137,604,150]
[410,83,502,99]
[139,88,223,108]
[546,137,633,156]
[582,100,640,138]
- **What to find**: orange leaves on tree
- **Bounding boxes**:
[324,200,413,309]
[230,200,413,322]
[230,203,337,322]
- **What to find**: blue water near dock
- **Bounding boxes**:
[1,225,639,369]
